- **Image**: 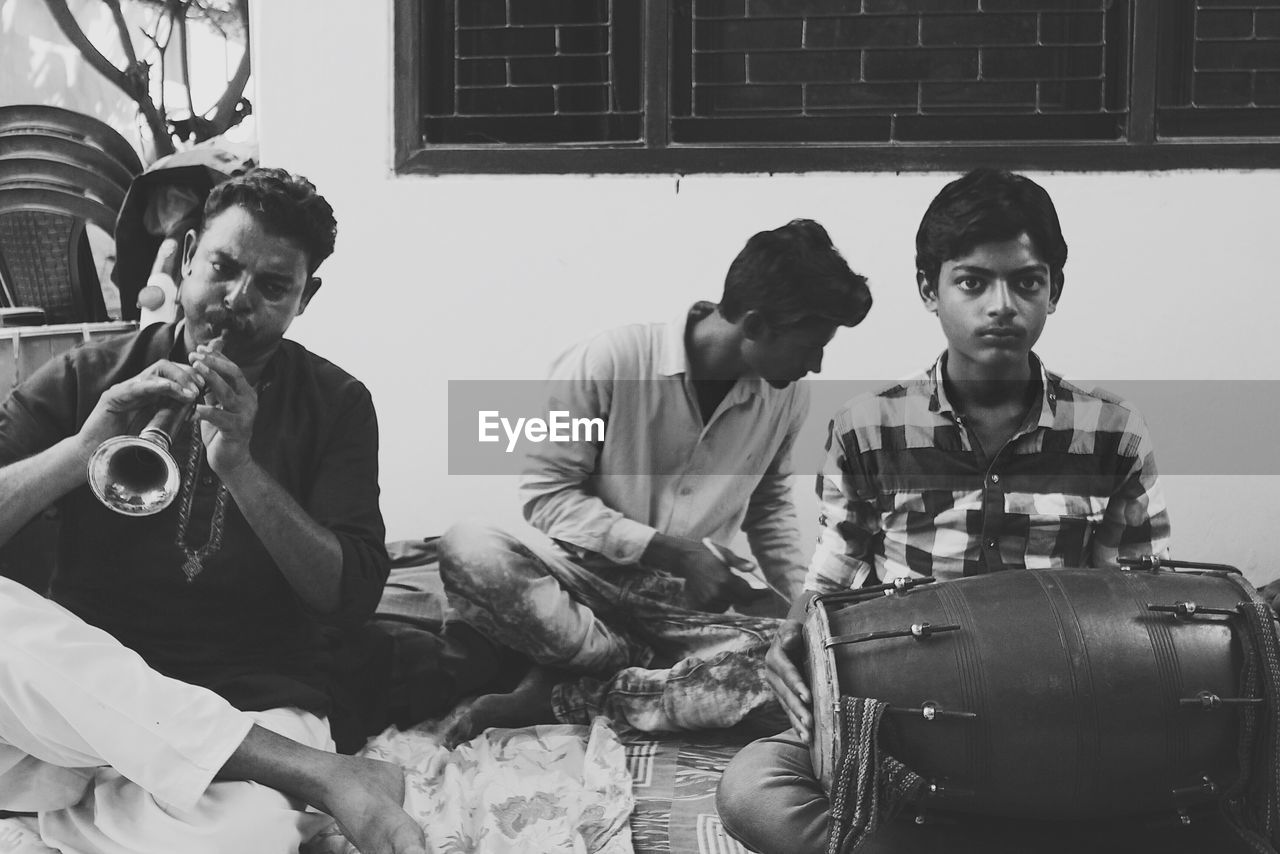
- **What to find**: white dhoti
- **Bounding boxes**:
[0,576,333,854]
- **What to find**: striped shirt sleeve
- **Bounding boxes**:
[1089,403,1172,568]
[803,413,882,593]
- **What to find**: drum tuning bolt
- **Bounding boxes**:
[1147,601,1239,619]
[818,576,934,609]
[1171,777,1217,811]
[1120,555,1162,571]
[887,701,978,721]
[1120,555,1243,575]
[1179,690,1265,710]
[826,622,960,647]
[924,781,974,799]
[1169,779,1218,827]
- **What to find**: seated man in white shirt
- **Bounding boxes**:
[437,219,872,742]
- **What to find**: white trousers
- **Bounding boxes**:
[0,577,332,854]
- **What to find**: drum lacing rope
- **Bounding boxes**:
[827,696,925,853]
[1226,602,1280,852]
[1218,602,1280,853]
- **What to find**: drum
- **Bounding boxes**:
[805,566,1273,820]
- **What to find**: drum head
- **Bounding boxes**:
[804,596,841,794]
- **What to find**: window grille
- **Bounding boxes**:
[396,0,1280,172]
[422,0,644,144]
[675,0,1128,143]
[1155,0,1280,137]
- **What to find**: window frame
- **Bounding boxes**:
[393,0,1280,175]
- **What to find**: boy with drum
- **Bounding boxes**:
[717,169,1205,853]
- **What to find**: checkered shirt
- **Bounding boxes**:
[803,353,1172,592]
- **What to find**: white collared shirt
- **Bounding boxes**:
[519,302,810,592]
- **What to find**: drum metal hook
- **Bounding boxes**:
[1171,777,1218,825]
[825,621,961,648]
[924,780,976,799]
[1147,600,1240,619]
[1178,690,1265,710]
[886,700,978,721]
[815,576,936,608]
[1120,555,1243,575]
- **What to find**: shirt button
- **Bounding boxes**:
[989,474,1000,484]
[986,539,997,549]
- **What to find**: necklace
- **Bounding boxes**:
[174,419,230,582]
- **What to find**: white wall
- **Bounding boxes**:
[254,1,1280,588]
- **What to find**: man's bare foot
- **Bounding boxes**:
[437,665,562,749]
[314,754,427,854]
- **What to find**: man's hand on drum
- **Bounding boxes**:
[1261,578,1280,615]
[76,360,203,454]
[765,618,812,742]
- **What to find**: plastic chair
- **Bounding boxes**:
[0,157,128,212]
[0,104,144,176]
[0,108,140,324]
[0,187,114,323]
[0,135,136,192]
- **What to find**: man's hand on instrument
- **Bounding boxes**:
[765,618,813,743]
[78,360,202,453]
[189,345,258,477]
[678,547,754,613]
[642,533,757,613]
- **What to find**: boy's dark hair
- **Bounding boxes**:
[203,167,337,275]
[915,169,1068,287]
[719,219,872,329]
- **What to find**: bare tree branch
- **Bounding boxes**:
[103,0,140,69]
[176,3,195,119]
[44,0,131,93]
[204,0,249,137]
[43,0,175,157]
[44,0,251,154]
[136,1,172,115]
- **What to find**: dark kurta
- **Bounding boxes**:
[0,323,389,715]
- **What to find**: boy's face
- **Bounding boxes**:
[741,315,840,388]
[918,232,1060,377]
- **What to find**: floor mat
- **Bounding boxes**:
[624,728,760,854]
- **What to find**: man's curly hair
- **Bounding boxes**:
[202,167,337,275]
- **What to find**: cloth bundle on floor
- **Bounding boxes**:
[305,718,635,854]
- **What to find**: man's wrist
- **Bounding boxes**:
[213,454,259,492]
[69,432,101,470]
[641,532,691,574]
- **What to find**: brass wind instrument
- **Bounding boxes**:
[86,333,225,516]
